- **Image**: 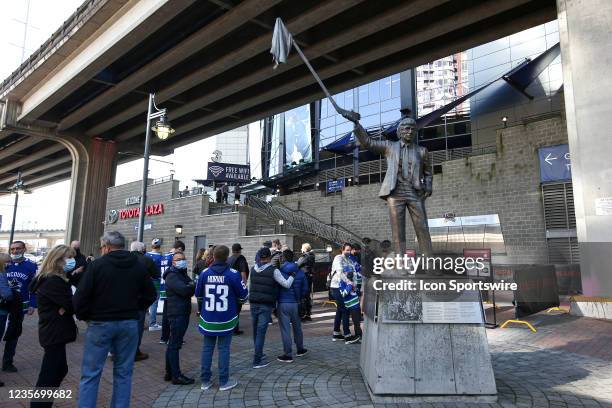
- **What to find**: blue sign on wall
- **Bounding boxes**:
[327,179,345,193]
[538,144,572,182]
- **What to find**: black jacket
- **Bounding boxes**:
[228,254,249,279]
[164,266,195,316]
[297,251,315,276]
[132,251,161,280]
[66,250,88,286]
[29,275,77,347]
[73,250,157,321]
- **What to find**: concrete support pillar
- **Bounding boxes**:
[66,137,117,256]
[558,0,612,296]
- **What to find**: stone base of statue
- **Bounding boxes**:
[359,267,497,403]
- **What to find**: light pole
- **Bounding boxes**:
[4,172,31,245]
[137,93,175,242]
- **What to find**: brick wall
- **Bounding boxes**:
[276,116,568,264]
[105,180,295,270]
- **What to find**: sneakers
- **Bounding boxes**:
[148,323,162,331]
[172,375,195,385]
[219,379,238,391]
[2,363,17,373]
[302,315,312,321]
[345,335,361,344]
[332,333,345,342]
[200,381,213,390]
[296,349,308,357]
[277,355,294,363]
[253,360,271,369]
[159,339,168,344]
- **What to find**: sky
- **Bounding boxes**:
[0,1,261,232]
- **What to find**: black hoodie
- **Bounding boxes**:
[73,250,157,321]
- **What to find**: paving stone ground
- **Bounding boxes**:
[0,296,611,407]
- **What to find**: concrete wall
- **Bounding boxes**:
[104,179,294,270]
[276,116,568,264]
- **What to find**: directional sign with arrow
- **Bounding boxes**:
[538,144,572,182]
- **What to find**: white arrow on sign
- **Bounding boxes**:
[545,153,558,165]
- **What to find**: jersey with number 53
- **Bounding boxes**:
[195,261,248,336]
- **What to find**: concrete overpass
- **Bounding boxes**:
[0,0,610,297]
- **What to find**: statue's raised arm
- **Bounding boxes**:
[340,109,389,155]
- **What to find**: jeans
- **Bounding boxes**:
[277,302,303,357]
[0,312,19,367]
[137,310,146,351]
[148,283,160,326]
[78,320,139,408]
[165,314,189,379]
[200,335,232,385]
[160,301,170,342]
[31,343,68,408]
[250,303,273,365]
[331,288,350,336]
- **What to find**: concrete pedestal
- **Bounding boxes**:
[359,274,497,402]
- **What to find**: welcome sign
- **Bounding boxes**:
[207,162,251,182]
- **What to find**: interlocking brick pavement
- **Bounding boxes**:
[0,298,610,407]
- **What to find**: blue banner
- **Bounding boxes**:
[327,179,345,193]
[538,144,571,182]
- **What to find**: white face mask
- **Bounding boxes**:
[10,253,24,261]
[175,260,188,269]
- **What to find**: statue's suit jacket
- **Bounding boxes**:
[354,125,433,199]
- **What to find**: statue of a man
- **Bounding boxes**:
[342,111,434,258]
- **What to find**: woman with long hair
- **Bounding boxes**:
[28,245,78,408]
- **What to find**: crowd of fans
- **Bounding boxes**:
[0,233,363,406]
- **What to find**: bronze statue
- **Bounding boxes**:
[342,110,434,259]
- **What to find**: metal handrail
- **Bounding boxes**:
[246,196,363,246]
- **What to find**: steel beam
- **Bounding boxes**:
[157,0,539,141]
[115,0,450,142]
[23,167,73,187]
[0,137,41,160]
[87,0,365,137]
[19,0,196,122]
[0,156,72,186]
[0,143,66,175]
[59,0,283,132]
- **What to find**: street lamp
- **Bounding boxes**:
[138,93,175,242]
[2,172,31,245]
[175,225,183,235]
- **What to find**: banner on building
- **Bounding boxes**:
[538,144,572,182]
[207,162,251,183]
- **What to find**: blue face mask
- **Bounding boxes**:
[175,260,188,270]
[64,258,76,272]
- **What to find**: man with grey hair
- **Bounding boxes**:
[130,241,161,361]
[342,110,434,261]
[74,231,157,407]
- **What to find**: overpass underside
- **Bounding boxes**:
[0,0,556,194]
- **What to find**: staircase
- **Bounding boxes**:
[245,195,364,247]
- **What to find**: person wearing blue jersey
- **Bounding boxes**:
[196,245,248,391]
[347,243,364,317]
[145,238,165,331]
[277,249,309,363]
[338,279,362,343]
[3,240,37,372]
[0,253,14,386]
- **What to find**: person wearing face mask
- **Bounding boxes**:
[3,240,37,372]
[342,110,434,263]
[163,251,195,385]
[66,240,87,286]
[328,243,360,344]
[73,231,156,408]
[0,253,14,387]
[28,245,78,408]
